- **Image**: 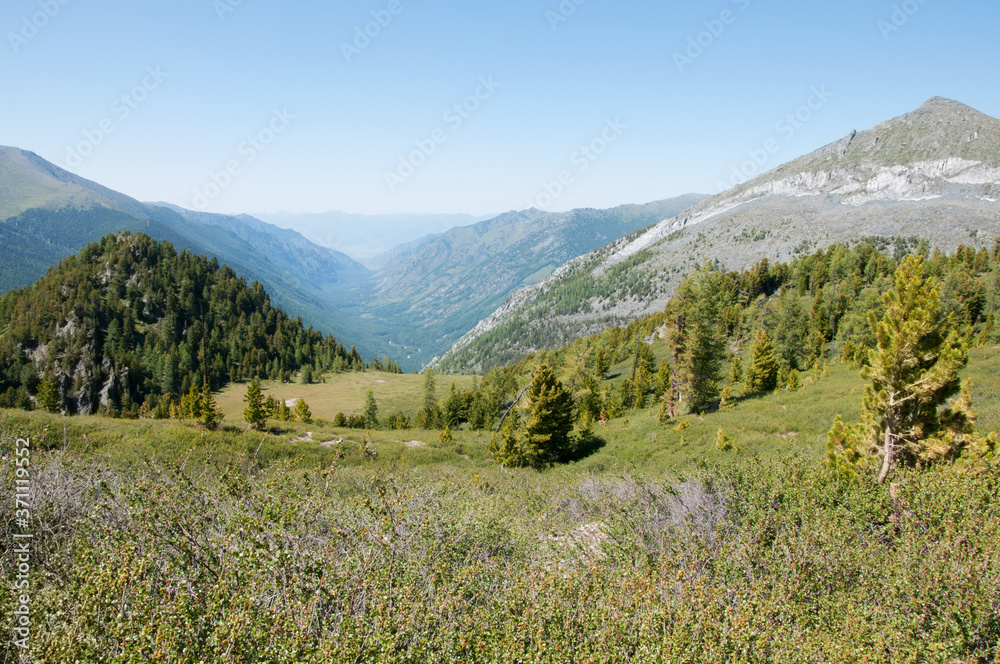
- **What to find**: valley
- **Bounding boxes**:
[3,93,1000,662]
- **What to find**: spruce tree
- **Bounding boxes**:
[523,364,576,467]
[744,329,779,395]
[243,380,267,430]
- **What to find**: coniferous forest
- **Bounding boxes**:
[0,233,399,417]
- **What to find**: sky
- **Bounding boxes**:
[2,0,998,217]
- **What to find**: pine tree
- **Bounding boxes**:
[633,365,653,409]
[728,355,743,386]
[417,367,439,428]
[180,384,201,420]
[827,256,976,484]
[488,409,525,467]
[423,367,437,411]
[363,389,379,429]
[263,395,278,419]
[294,398,313,424]
[36,375,60,414]
[715,427,735,452]
[490,364,575,469]
[243,380,267,430]
[744,329,779,395]
[593,346,611,378]
[655,359,672,399]
[720,385,733,408]
[787,369,801,391]
[197,384,223,429]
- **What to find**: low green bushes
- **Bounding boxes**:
[2,426,998,663]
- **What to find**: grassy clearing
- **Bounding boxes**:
[215,370,478,422]
[3,346,997,476]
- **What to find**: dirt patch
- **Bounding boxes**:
[320,437,345,448]
[540,522,609,570]
[402,440,426,449]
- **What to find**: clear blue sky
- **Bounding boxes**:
[2,0,998,216]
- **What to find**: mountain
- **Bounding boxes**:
[363,233,441,271]
[436,97,1000,373]
[0,146,378,356]
[256,210,497,261]
[0,233,369,415]
[361,196,706,367]
[149,204,368,290]
[1,147,703,370]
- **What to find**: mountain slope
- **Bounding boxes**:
[0,147,378,356]
[0,232,364,415]
[437,97,1000,373]
[363,196,706,367]
[0,147,703,370]
[151,204,368,290]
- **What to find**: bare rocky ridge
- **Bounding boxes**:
[436,97,1000,373]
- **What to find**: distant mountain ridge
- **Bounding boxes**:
[150,203,368,289]
[1,146,698,369]
[256,210,497,261]
[361,196,707,366]
[436,97,1000,373]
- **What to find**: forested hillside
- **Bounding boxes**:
[491,239,1000,430]
[0,233,397,417]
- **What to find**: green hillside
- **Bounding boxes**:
[0,233,385,417]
